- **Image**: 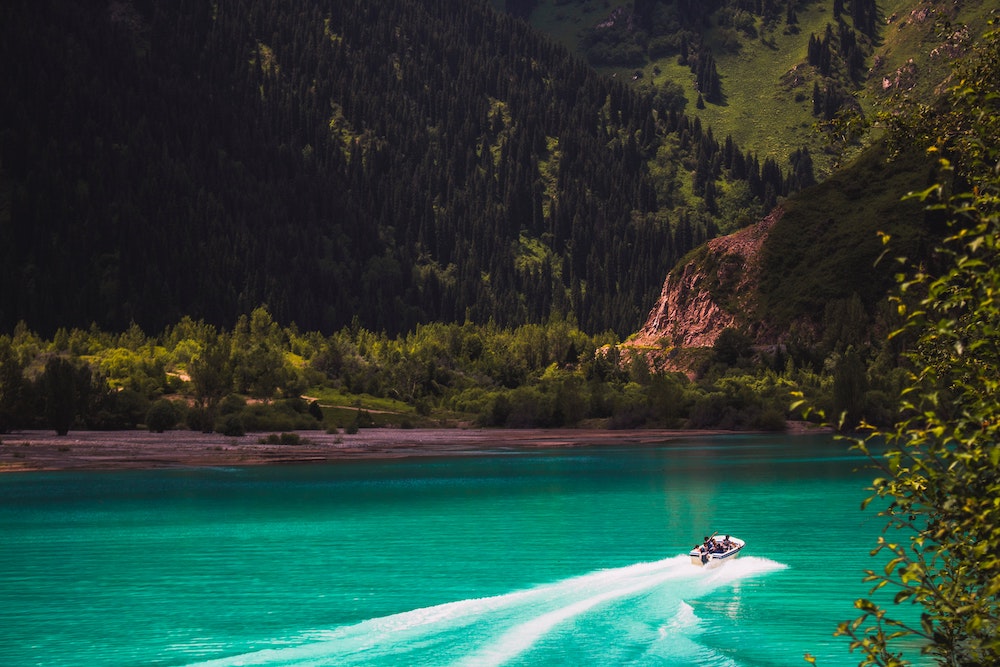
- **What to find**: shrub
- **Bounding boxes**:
[278,432,300,446]
[218,394,246,415]
[352,409,374,429]
[713,328,753,366]
[145,399,179,433]
[258,432,300,445]
[217,413,245,437]
[752,407,786,432]
[186,405,215,433]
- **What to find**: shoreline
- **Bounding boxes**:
[0,423,831,473]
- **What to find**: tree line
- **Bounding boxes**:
[0,304,893,438]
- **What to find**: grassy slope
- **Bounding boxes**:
[752,0,994,328]
[669,1,841,176]
[512,0,990,175]
[506,0,851,173]
[857,0,995,110]
[755,140,934,327]
[492,1,995,337]
[686,0,950,175]
[398,0,987,345]
[488,0,631,51]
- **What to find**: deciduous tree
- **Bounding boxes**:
[821,20,1000,666]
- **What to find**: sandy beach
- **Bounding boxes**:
[0,424,828,473]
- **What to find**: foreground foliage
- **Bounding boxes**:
[814,17,1000,667]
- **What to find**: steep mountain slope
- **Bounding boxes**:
[498,0,879,174]
[624,0,993,354]
[508,0,995,177]
[629,139,938,354]
[631,207,780,348]
[0,0,787,337]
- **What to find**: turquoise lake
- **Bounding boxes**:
[0,433,928,666]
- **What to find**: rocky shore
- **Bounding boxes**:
[0,425,827,473]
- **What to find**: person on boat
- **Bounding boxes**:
[696,537,712,559]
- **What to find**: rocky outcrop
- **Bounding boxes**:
[630,208,782,349]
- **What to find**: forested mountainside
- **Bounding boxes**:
[629,141,937,355]
[503,0,995,179]
[0,4,996,441]
[0,0,802,338]
[560,0,993,356]
[500,0,881,171]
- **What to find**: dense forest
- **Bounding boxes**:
[0,0,990,441]
[0,308,847,437]
[0,0,805,338]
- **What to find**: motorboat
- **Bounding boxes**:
[690,534,745,566]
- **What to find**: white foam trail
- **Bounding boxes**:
[459,556,786,666]
[663,600,698,634]
[456,558,697,667]
[186,555,786,667]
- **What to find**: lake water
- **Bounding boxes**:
[0,433,927,666]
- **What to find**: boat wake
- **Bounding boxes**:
[188,555,786,666]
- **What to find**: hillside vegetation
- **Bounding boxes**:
[755,140,936,328]
[508,0,995,177]
[508,0,995,354]
[0,0,806,338]
[1,0,997,444]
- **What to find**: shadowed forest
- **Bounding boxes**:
[0,0,992,446]
[0,0,805,338]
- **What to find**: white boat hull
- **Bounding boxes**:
[689,535,745,567]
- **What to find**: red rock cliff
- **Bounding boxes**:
[631,208,782,348]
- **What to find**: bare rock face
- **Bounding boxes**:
[635,259,737,348]
[631,208,782,348]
